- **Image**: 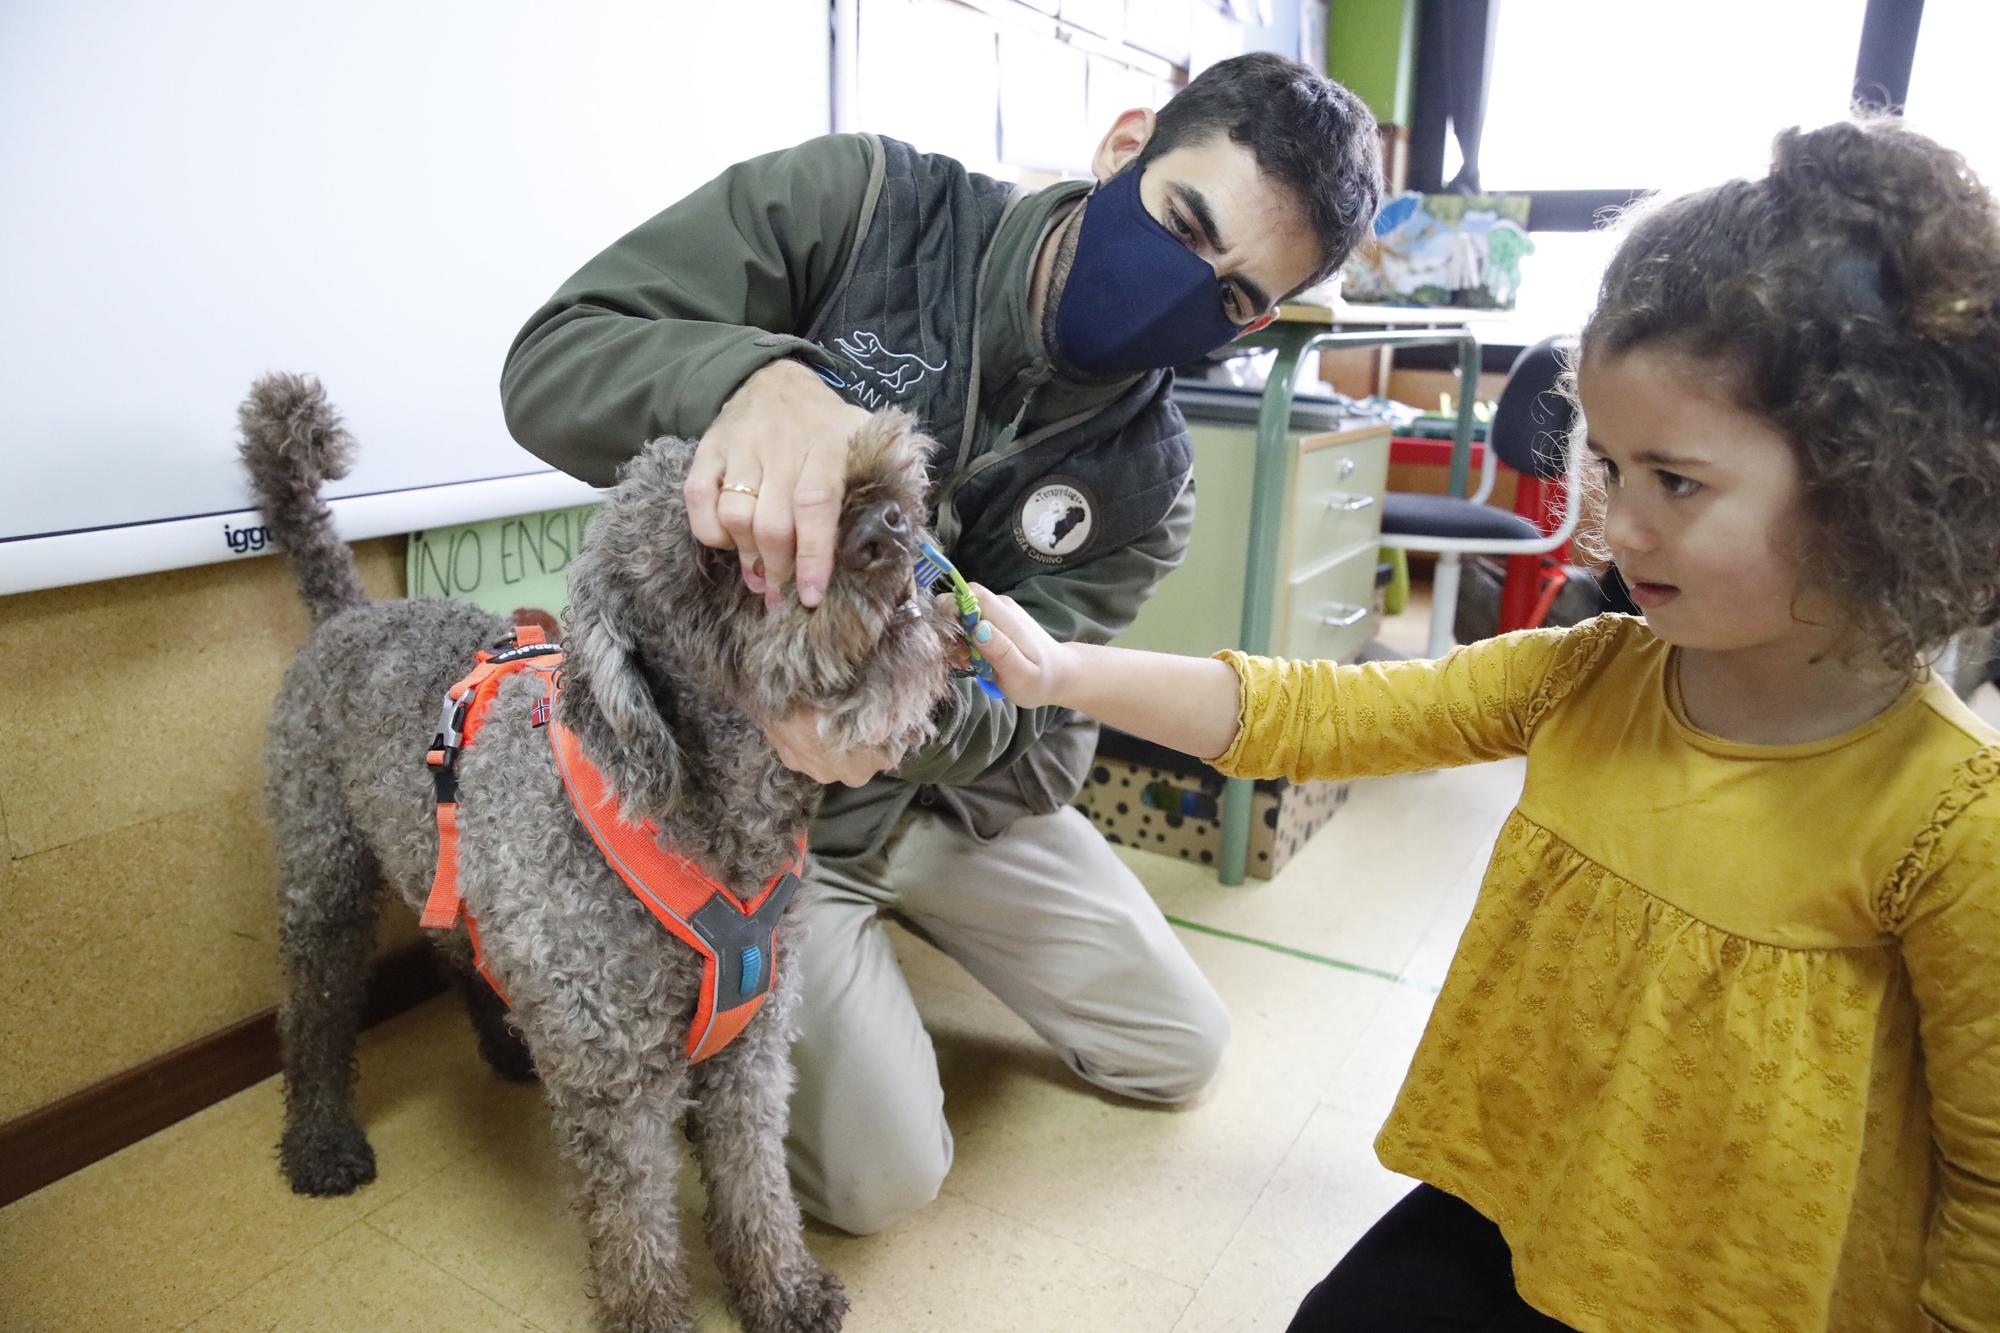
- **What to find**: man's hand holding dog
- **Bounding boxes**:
[685,359,870,613]
[762,708,896,788]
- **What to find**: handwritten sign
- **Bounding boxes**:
[406,504,599,618]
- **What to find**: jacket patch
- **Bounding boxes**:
[1014,478,1096,564]
[817,329,947,410]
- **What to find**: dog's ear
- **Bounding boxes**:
[561,548,683,818]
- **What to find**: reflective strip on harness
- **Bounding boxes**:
[420,625,804,1062]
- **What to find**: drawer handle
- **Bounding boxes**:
[1320,603,1369,628]
[1337,457,1357,478]
[1323,492,1375,513]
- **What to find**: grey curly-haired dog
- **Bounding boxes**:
[241,372,953,1332]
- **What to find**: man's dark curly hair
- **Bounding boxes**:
[1580,115,2000,671]
[1140,52,1382,293]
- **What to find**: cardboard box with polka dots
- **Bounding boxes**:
[1073,734,1349,879]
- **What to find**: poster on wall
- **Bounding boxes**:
[1342,193,1537,309]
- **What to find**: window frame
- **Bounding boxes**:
[1406,0,1927,232]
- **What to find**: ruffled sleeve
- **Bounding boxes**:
[1884,746,2000,1329]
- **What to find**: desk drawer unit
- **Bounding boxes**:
[1280,547,1380,661]
[1290,430,1391,577]
[1282,428,1390,661]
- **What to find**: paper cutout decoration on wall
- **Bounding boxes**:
[1342,192,1536,310]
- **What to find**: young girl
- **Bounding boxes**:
[962,117,2000,1331]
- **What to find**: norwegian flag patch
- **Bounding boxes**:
[530,695,552,728]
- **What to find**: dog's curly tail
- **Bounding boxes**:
[237,372,368,627]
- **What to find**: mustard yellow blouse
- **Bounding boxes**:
[1213,617,2000,1332]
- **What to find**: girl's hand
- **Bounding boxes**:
[940,584,1076,710]
[940,585,1242,759]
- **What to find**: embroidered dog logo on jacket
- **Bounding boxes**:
[815,330,947,410]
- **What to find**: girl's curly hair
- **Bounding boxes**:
[1579,115,2000,671]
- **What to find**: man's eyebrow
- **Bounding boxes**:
[1169,183,1272,312]
[1170,182,1224,251]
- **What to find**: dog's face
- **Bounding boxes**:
[562,410,956,818]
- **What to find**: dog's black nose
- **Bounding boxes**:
[841,501,912,573]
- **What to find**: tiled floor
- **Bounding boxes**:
[3,743,1519,1333]
[8,600,1997,1332]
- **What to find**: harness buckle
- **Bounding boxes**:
[427,689,472,804]
[435,688,469,753]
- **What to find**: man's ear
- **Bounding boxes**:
[1090,107,1156,182]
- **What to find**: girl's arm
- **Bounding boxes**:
[963,586,1623,783]
[1898,794,2000,1326]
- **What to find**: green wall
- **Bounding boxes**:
[1327,0,1417,125]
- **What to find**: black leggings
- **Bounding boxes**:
[1286,1185,1575,1332]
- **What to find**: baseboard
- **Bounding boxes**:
[0,941,448,1207]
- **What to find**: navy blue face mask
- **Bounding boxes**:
[1051,165,1245,376]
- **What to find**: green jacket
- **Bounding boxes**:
[502,134,1195,859]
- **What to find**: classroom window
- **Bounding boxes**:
[1467,0,1868,195]
[1419,0,1878,344]
[1494,227,1622,345]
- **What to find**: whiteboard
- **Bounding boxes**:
[0,0,830,594]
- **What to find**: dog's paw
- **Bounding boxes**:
[737,1266,848,1333]
[278,1119,377,1196]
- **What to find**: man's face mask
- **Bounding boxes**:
[1051,164,1273,376]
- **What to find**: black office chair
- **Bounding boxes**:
[1378,335,1582,656]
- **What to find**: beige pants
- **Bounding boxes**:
[784,806,1231,1235]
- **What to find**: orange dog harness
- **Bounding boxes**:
[421,626,805,1062]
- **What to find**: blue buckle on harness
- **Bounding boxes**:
[739,944,764,995]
